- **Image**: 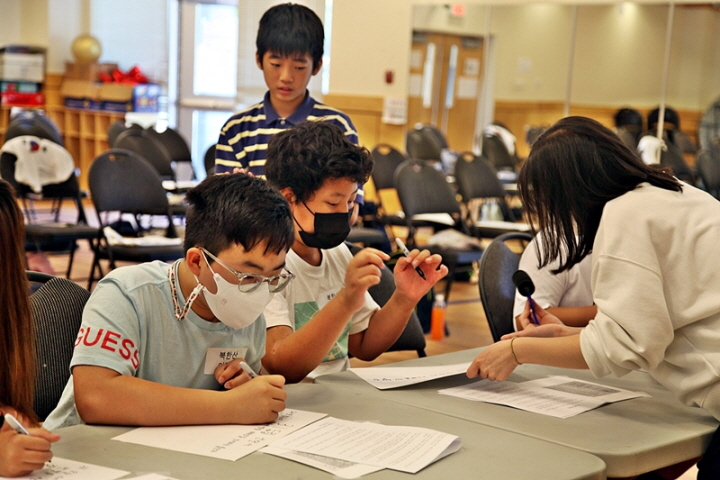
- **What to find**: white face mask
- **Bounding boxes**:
[193,253,273,329]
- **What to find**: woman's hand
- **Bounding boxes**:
[466,340,519,382]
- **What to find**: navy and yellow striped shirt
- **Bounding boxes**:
[215,91,362,202]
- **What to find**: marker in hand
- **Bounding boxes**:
[239,361,258,379]
[395,238,426,280]
[4,413,29,435]
[512,270,540,325]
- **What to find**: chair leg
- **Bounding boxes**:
[65,241,77,278]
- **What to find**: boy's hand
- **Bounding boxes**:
[394,248,448,302]
[337,248,389,312]
[0,426,59,477]
[215,359,253,389]
[225,375,287,424]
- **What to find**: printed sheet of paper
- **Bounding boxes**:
[0,457,127,480]
[261,445,383,479]
[269,416,461,474]
[439,376,648,418]
[349,363,470,389]
[112,409,326,461]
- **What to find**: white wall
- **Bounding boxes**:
[3,0,720,111]
[328,0,413,97]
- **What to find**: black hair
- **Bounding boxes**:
[256,3,324,69]
[648,106,680,130]
[264,121,373,203]
[614,108,643,128]
[183,174,294,256]
[519,116,682,273]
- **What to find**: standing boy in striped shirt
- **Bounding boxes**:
[215,3,358,181]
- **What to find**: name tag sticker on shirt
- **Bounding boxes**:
[316,288,341,310]
[204,347,248,375]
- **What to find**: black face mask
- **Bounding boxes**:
[295,202,351,249]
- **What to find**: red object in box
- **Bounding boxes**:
[1,85,44,106]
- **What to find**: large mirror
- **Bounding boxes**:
[410,3,720,159]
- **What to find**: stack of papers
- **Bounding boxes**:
[113,409,325,461]
[263,416,460,477]
[111,408,461,478]
[439,376,648,418]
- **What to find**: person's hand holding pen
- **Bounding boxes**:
[213,362,287,423]
[393,239,448,303]
[215,359,261,389]
[0,413,60,477]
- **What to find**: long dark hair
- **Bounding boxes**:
[518,116,682,273]
[0,179,37,424]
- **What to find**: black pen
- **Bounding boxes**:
[395,238,426,280]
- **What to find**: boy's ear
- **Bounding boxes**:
[280,187,296,204]
[256,51,263,69]
[186,247,204,276]
[312,58,323,76]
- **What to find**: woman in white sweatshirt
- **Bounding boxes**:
[466,116,720,479]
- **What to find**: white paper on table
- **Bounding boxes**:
[0,457,128,480]
[269,416,461,474]
[261,445,383,479]
[439,375,649,418]
[112,409,326,461]
[349,363,470,389]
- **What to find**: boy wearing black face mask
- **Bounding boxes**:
[263,122,448,382]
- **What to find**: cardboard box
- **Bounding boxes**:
[1,91,45,107]
[99,83,160,112]
[60,79,101,110]
[0,50,45,83]
[64,61,118,82]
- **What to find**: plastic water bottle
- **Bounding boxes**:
[431,294,446,340]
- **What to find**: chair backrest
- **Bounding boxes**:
[345,242,426,356]
[107,120,141,148]
[370,144,407,191]
[146,126,192,164]
[0,150,89,224]
[29,275,90,420]
[478,232,533,342]
[482,133,517,170]
[454,152,506,202]
[115,128,176,180]
[5,111,63,146]
[204,144,216,176]
[394,159,461,220]
[88,149,172,218]
[697,149,720,199]
[406,125,445,162]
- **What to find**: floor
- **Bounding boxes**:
[29,199,698,479]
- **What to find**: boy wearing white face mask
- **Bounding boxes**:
[263,122,449,382]
[43,174,295,430]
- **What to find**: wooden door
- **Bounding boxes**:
[407,31,484,153]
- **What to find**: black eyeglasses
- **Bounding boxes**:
[202,248,294,293]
